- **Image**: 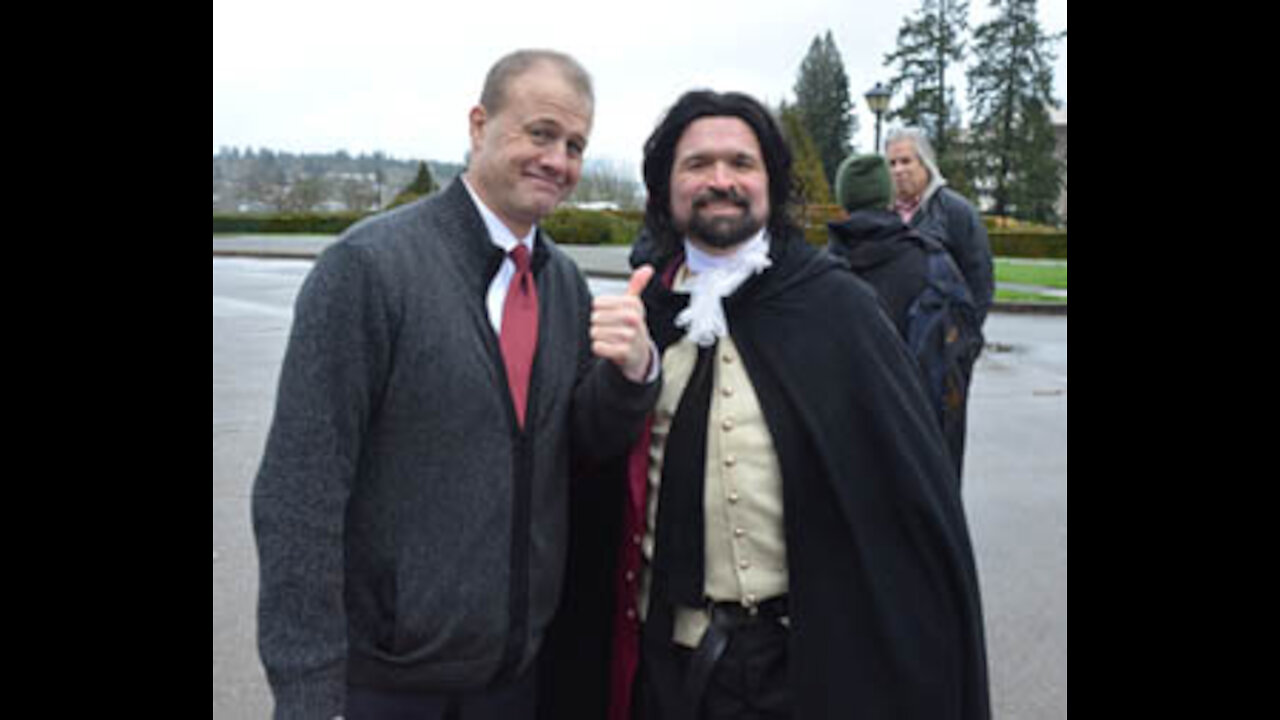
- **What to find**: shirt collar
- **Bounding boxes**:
[894,194,922,223]
[682,228,769,276]
[460,175,537,255]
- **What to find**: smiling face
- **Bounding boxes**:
[669,116,770,253]
[465,60,593,237]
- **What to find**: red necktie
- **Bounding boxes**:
[500,244,539,428]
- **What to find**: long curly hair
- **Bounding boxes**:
[641,90,799,256]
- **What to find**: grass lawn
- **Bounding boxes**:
[994,258,1067,303]
[994,258,1067,289]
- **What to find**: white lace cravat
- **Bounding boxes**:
[675,232,772,347]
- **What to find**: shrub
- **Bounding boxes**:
[988,231,1067,259]
[541,207,640,245]
[796,205,1066,259]
[797,204,848,247]
[214,206,1072,259]
[213,212,364,235]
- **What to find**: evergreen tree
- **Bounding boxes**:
[883,0,968,156]
[793,31,857,189]
[391,161,439,207]
[405,161,438,196]
[882,0,971,196]
[777,102,833,207]
[967,0,1065,222]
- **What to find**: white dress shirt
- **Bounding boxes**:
[461,175,659,383]
[461,176,537,334]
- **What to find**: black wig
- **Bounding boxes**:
[641,90,800,257]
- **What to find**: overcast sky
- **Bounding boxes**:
[213,0,1066,173]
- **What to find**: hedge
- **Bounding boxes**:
[800,203,1066,259]
[214,206,1065,259]
[213,207,640,245]
[981,215,1067,259]
[987,231,1067,259]
[541,207,640,245]
[213,212,365,235]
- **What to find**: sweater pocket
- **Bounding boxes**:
[386,516,510,673]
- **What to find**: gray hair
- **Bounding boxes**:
[885,127,943,182]
[479,49,594,116]
[885,127,947,199]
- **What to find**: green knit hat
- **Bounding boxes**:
[834,154,893,213]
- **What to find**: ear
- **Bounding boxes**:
[468,105,488,153]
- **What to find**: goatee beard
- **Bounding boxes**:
[684,188,763,249]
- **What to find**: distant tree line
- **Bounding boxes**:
[213,147,646,214]
[213,149,463,214]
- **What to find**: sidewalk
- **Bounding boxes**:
[212,234,335,259]
[213,235,1065,314]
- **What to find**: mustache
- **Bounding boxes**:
[692,187,749,211]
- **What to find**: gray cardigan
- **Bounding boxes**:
[252,180,657,718]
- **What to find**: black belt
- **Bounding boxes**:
[685,596,789,703]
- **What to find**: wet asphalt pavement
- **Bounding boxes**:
[213,256,1066,719]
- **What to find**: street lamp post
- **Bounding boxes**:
[864,82,892,153]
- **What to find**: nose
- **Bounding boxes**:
[538,144,569,179]
[707,161,735,190]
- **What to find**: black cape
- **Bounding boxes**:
[540,232,989,720]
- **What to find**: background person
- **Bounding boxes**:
[828,153,985,481]
[886,127,994,325]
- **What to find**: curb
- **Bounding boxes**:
[991,301,1068,316]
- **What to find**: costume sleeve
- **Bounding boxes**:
[569,275,660,471]
[252,242,390,719]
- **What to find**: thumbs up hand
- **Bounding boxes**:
[590,265,656,383]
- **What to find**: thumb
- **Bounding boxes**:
[626,265,655,297]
